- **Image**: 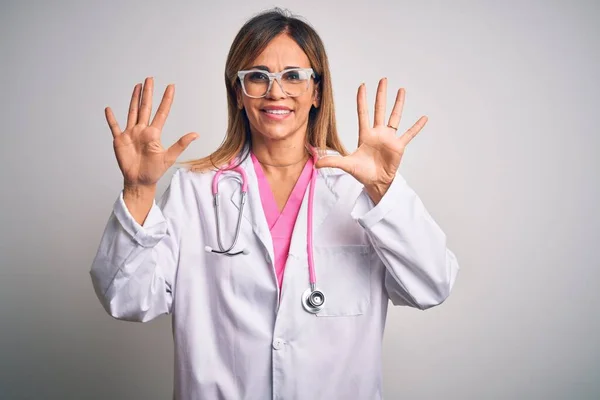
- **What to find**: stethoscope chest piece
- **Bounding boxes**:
[302,287,326,314]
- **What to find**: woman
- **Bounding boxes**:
[91,8,459,400]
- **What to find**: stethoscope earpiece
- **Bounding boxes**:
[205,245,249,257]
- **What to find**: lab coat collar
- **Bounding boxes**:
[229,149,343,262]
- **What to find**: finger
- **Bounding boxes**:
[357,83,370,134]
[373,78,387,127]
[105,107,122,138]
[137,77,154,126]
[151,84,174,131]
[126,83,142,130]
[165,132,199,165]
[398,116,428,147]
[388,88,405,131]
[314,155,355,175]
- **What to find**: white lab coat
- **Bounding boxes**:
[90,150,459,400]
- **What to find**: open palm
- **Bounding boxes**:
[105,77,198,187]
[315,78,427,197]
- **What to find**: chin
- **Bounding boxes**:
[250,120,296,141]
[259,127,295,141]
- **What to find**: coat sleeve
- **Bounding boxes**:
[89,169,184,322]
[350,173,460,310]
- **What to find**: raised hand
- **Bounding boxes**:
[315,78,428,204]
[105,77,199,189]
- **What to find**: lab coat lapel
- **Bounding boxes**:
[228,155,343,266]
[230,155,275,263]
[287,168,340,258]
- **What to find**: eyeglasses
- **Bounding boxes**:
[237,68,316,98]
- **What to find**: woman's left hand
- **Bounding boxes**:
[315,78,428,204]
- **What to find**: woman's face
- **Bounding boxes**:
[238,33,319,143]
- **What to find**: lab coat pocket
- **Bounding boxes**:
[313,245,372,317]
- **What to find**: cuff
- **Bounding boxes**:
[113,191,167,248]
[350,173,408,229]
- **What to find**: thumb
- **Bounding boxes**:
[314,155,355,175]
[166,132,199,165]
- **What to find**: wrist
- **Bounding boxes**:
[123,183,156,200]
[364,182,391,205]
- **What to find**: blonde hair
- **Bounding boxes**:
[180,8,347,172]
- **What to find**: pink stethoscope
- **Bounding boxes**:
[204,148,326,314]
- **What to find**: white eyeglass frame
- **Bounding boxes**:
[237,67,316,98]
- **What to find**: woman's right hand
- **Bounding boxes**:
[104,77,199,189]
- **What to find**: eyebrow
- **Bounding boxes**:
[248,65,302,71]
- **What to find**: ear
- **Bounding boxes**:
[312,83,321,109]
[235,86,244,110]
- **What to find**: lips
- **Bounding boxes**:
[261,106,293,120]
[263,109,292,114]
[262,106,292,112]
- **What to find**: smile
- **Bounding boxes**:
[261,109,293,120]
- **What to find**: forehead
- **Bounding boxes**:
[250,33,311,70]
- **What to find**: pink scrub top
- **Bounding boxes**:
[250,153,314,292]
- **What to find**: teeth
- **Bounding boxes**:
[265,110,291,114]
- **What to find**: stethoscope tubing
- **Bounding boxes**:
[207,149,325,313]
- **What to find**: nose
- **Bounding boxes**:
[265,78,286,99]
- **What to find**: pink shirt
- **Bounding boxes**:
[251,153,314,292]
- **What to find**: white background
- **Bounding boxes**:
[1,1,598,399]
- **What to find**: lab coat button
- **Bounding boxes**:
[272,338,285,350]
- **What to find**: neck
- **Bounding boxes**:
[251,133,309,176]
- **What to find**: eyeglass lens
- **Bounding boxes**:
[243,70,311,97]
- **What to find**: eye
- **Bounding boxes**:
[247,71,269,82]
[283,70,302,81]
